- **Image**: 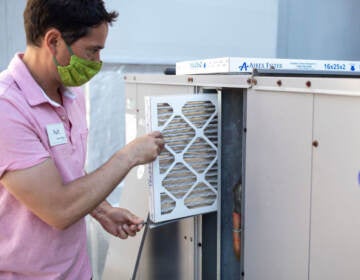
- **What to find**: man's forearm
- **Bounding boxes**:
[61,150,135,228]
[1,132,163,230]
[91,200,112,222]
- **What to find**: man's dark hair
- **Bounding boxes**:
[24,0,118,46]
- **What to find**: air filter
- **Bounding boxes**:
[146,94,219,223]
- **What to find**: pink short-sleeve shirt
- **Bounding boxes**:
[0,54,92,279]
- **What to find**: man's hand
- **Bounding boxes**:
[121,131,165,167]
[92,202,145,239]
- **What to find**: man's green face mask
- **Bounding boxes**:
[53,44,102,87]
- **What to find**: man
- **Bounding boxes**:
[0,0,164,279]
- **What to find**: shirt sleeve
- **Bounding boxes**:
[0,99,49,178]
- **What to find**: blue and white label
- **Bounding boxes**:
[189,61,206,69]
[238,61,283,71]
[323,63,346,71]
[176,57,360,75]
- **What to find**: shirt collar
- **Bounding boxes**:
[9,53,76,107]
[40,88,76,108]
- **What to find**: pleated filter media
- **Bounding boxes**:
[146,94,219,223]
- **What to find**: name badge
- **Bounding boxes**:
[46,123,68,147]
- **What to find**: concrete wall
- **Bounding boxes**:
[0,0,26,71]
[102,0,279,63]
[277,0,360,59]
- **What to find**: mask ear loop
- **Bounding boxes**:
[65,43,74,56]
[53,42,74,66]
[53,56,61,66]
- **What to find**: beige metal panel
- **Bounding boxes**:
[124,74,251,89]
[253,76,360,97]
[102,81,195,280]
[102,82,143,280]
[244,89,313,280]
[310,94,360,280]
[135,217,199,280]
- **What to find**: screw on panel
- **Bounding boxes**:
[306,81,311,88]
[253,79,258,86]
[187,76,194,83]
[277,80,282,87]
[312,140,319,147]
[247,78,252,85]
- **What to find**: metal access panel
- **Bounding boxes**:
[310,92,360,280]
[244,75,360,280]
[244,87,313,280]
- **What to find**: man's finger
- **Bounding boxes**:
[122,224,136,237]
[117,226,128,239]
[149,131,163,138]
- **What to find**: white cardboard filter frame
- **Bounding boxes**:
[146,94,219,223]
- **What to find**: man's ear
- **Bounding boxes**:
[43,28,62,56]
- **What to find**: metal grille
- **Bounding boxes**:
[147,94,219,223]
